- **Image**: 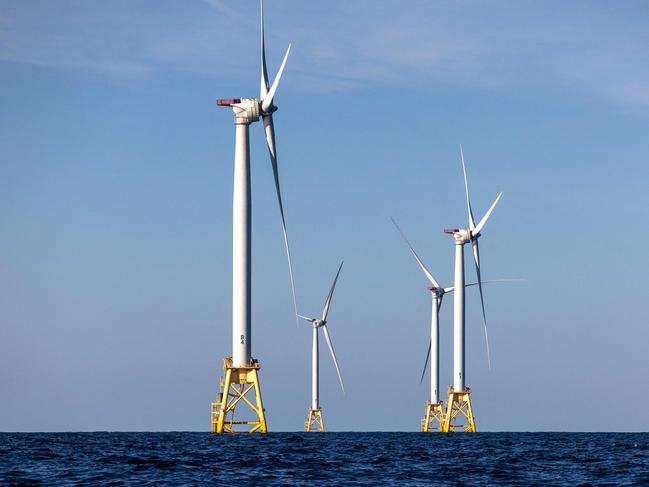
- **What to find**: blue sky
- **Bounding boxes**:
[1,0,648,432]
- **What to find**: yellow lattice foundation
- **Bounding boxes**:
[441,386,476,432]
[211,356,267,433]
[421,401,445,432]
[305,408,324,432]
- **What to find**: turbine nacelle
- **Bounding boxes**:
[427,286,445,298]
[217,98,261,125]
[301,317,326,328]
[445,228,472,244]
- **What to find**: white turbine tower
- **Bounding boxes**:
[298,262,345,432]
[442,146,502,433]
[391,217,515,432]
[211,0,297,434]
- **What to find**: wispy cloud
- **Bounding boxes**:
[1,0,648,104]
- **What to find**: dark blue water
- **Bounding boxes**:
[1,432,648,485]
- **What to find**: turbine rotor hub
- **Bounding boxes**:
[261,102,277,116]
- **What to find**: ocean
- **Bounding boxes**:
[1,432,647,485]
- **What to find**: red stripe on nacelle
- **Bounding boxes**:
[216,98,241,106]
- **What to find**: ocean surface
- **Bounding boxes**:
[1,432,648,485]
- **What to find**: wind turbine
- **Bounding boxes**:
[211,0,297,434]
[391,217,515,432]
[442,145,502,433]
[298,262,345,432]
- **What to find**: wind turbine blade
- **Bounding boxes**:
[419,340,431,385]
[322,324,344,393]
[259,0,269,100]
[262,114,298,326]
[473,192,502,236]
[443,286,454,293]
[390,217,440,288]
[297,314,313,322]
[261,44,291,112]
[460,145,476,230]
[465,278,524,288]
[471,239,492,370]
[321,261,344,322]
